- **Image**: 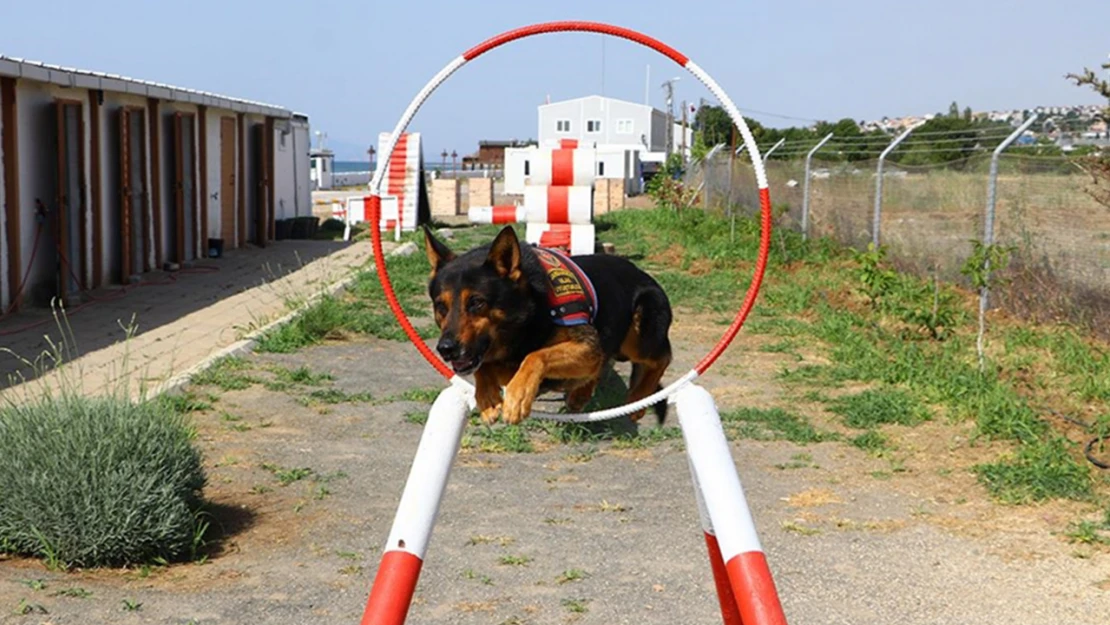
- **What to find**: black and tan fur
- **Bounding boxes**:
[423,225,673,425]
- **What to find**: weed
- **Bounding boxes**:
[403,410,428,425]
[974,437,1092,503]
[461,568,494,585]
[191,356,257,391]
[721,407,837,444]
[561,598,590,614]
[782,521,821,536]
[851,430,893,456]
[557,569,590,584]
[852,243,898,309]
[1065,519,1110,545]
[121,598,142,612]
[776,453,817,470]
[498,554,532,566]
[468,535,515,547]
[14,599,48,615]
[463,424,534,454]
[261,463,314,486]
[51,587,91,598]
[826,387,930,429]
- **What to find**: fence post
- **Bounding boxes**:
[977,113,1038,370]
[702,143,726,209]
[801,132,834,241]
[762,138,785,161]
[872,124,919,247]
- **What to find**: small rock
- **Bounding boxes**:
[390,242,419,257]
[601,242,616,255]
[436,228,455,239]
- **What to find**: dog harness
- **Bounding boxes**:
[531,245,598,327]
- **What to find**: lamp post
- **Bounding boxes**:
[440,149,448,175]
[451,150,458,176]
[368,145,376,172]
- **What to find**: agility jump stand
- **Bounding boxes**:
[357,20,790,624]
[468,138,597,256]
[341,132,429,241]
[360,381,788,625]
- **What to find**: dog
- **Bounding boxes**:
[422,224,673,425]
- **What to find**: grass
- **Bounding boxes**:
[592,206,1109,508]
[255,224,509,353]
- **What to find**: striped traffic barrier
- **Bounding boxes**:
[527,148,597,187]
[524,222,596,256]
[467,204,526,224]
[522,185,593,224]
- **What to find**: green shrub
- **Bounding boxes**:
[0,392,207,568]
[826,387,930,429]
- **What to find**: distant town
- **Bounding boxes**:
[861,103,1108,148]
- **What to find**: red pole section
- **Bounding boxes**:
[368,195,454,380]
[676,384,788,625]
[360,383,473,624]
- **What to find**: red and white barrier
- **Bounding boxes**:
[361,381,475,625]
[528,148,597,187]
[468,205,525,225]
[524,222,595,256]
[522,185,593,224]
[676,384,788,625]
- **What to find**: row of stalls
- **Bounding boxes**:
[0,56,311,312]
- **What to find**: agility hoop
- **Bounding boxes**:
[367,21,772,422]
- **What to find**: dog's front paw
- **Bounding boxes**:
[501,381,536,425]
[480,403,502,425]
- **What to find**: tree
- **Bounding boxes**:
[948,101,960,118]
[693,104,734,148]
[963,106,973,122]
[1066,60,1110,209]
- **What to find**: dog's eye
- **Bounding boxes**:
[467,296,486,313]
[434,302,448,317]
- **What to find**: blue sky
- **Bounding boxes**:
[3,0,1108,159]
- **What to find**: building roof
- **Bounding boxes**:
[478,139,533,148]
[0,55,295,118]
[538,94,655,112]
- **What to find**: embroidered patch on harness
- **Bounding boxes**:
[531,246,597,327]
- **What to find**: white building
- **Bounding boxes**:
[537,95,693,163]
[503,95,693,196]
[0,55,311,312]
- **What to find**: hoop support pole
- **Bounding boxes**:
[360,381,474,625]
[676,384,788,625]
[687,453,745,625]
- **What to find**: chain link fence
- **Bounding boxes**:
[690,141,1110,335]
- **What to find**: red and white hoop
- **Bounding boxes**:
[365,20,773,423]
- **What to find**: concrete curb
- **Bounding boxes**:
[150,257,376,400]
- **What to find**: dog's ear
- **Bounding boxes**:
[486,225,522,281]
[423,225,455,275]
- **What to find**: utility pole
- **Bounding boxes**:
[681,100,688,160]
[662,78,679,158]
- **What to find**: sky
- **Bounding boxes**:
[2,0,1108,160]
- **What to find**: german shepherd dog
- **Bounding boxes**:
[422,225,673,425]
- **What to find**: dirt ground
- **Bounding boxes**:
[2,311,1109,624]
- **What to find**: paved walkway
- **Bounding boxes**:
[0,239,385,405]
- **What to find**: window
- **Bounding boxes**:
[587,119,602,133]
[597,161,605,176]
[616,119,634,134]
[524,160,530,176]
[556,119,571,133]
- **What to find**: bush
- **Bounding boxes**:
[0,392,207,568]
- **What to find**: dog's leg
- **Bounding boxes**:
[473,366,504,425]
[565,376,601,412]
[625,357,671,421]
[502,333,604,424]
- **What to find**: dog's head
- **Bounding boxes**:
[422,225,532,375]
